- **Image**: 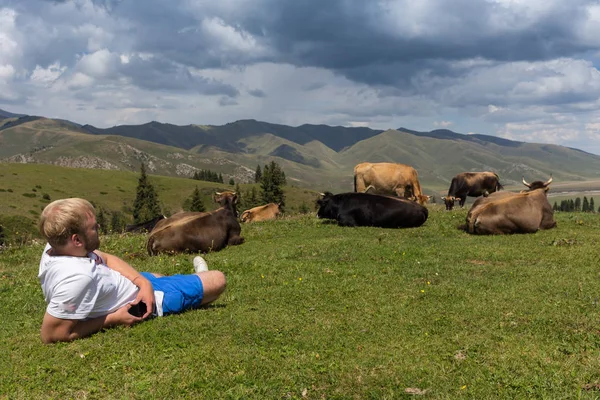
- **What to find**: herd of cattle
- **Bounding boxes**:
[125,162,557,255]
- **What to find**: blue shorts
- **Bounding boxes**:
[141,272,204,315]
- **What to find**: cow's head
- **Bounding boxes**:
[214,191,238,206]
[441,196,462,211]
[521,176,552,193]
[416,194,431,206]
[316,192,336,219]
[214,191,239,216]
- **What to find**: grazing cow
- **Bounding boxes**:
[316,192,428,228]
[146,191,244,255]
[125,215,165,233]
[354,162,430,205]
[442,172,503,210]
[240,203,281,223]
[464,187,556,235]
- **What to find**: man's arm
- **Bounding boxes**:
[40,305,142,344]
[95,250,155,319]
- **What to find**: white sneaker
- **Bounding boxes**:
[193,256,209,273]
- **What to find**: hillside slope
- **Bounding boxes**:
[2,113,600,193]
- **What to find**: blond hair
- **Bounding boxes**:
[39,198,96,247]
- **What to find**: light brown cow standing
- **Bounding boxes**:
[240,203,281,223]
[353,162,430,205]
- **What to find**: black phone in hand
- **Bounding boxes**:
[128,302,147,317]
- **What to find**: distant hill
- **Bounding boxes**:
[82,119,383,152]
[2,109,600,194]
[0,108,27,119]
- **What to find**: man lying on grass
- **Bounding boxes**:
[37,198,226,344]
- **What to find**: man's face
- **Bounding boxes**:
[81,213,100,253]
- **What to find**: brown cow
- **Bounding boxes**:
[462,176,555,235]
[464,188,556,234]
[441,172,503,210]
[151,191,237,232]
[353,162,430,205]
[146,191,244,255]
[467,175,553,213]
[240,203,281,223]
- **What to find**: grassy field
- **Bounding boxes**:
[2,207,600,398]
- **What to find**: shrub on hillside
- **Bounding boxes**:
[0,215,40,246]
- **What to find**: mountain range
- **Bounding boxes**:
[2,108,600,194]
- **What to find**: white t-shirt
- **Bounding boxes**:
[38,244,139,320]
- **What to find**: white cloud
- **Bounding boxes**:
[30,62,66,86]
[75,49,120,78]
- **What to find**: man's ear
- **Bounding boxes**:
[71,233,84,247]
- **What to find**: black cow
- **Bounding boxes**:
[316,192,428,228]
[125,215,166,233]
[442,172,503,210]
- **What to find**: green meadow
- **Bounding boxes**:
[2,206,600,398]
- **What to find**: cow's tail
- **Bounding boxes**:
[353,173,357,192]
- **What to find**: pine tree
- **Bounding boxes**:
[245,186,260,208]
[582,196,589,212]
[255,164,262,183]
[553,201,558,211]
[560,200,568,211]
[260,161,286,209]
[575,197,582,211]
[590,197,595,212]
[133,163,162,223]
[190,186,206,212]
[229,177,235,185]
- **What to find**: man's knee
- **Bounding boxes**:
[197,270,226,293]
[211,270,227,294]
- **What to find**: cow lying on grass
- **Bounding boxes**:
[316,192,428,228]
[240,203,281,223]
[462,183,556,235]
[146,191,244,255]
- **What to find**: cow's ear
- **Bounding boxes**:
[441,196,446,200]
[455,197,461,202]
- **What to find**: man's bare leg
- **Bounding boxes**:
[196,271,226,305]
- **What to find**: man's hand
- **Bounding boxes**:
[96,250,156,319]
[132,276,155,319]
[106,304,144,327]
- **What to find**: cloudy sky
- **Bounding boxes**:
[2,1,600,154]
